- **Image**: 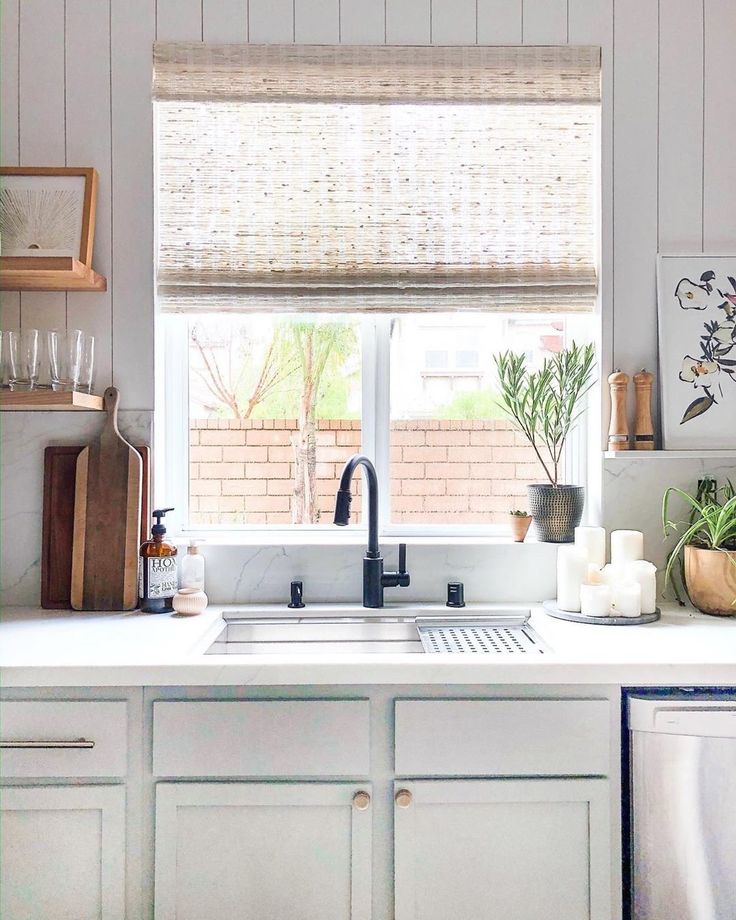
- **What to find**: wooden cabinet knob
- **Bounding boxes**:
[353,791,371,810]
[395,789,413,808]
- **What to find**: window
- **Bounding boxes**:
[155,44,600,533]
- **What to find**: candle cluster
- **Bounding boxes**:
[557,527,657,619]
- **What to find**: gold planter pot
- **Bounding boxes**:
[684,545,736,616]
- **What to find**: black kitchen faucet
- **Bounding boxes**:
[334,454,410,608]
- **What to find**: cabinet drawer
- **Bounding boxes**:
[0,701,127,778]
[153,700,370,777]
[395,700,609,777]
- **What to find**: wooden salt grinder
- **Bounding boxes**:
[607,370,630,451]
[633,368,655,450]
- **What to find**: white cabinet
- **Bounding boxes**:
[394,779,611,920]
[0,785,126,920]
[154,782,373,920]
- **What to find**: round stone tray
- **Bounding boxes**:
[542,599,661,626]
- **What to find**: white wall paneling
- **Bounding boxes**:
[612,0,660,432]
[295,0,340,43]
[431,0,477,44]
[386,0,431,44]
[156,0,203,41]
[110,0,156,409]
[1,0,21,330]
[522,0,568,44]
[18,0,66,335]
[249,0,295,42]
[658,0,704,252]
[703,0,736,251]
[339,0,385,43]
[477,0,522,44]
[203,0,249,42]
[65,0,113,392]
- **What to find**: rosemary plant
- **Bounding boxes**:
[493,342,596,486]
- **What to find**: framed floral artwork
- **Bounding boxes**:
[657,254,736,450]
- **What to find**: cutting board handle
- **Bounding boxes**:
[102,386,121,435]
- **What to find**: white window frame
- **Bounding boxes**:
[157,312,593,540]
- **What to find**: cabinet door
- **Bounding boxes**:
[0,785,125,920]
[155,782,372,920]
[394,779,610,920]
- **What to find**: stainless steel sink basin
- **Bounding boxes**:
[205,607,550,656]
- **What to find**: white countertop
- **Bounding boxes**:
[1,603,736,687]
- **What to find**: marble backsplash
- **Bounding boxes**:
[2,410,734,609]
[0,410,153,606]
[603,455,736,593]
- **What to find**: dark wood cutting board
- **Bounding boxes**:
[70,387,143,610]
[42,445,149,609]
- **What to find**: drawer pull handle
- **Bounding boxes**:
[395,789,413,808]
[352,790,371,810]
[0,738,95,750]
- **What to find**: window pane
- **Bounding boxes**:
[389,314,566,524]
[188,315,361,526]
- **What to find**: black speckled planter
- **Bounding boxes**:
[527,484,585,543]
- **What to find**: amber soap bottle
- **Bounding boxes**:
[139,508,178,613]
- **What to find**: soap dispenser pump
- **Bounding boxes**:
[180,539,205,591]
[139,508,178,613]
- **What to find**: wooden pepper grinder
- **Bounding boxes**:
[607,370,630,451]
[633,368,655,450]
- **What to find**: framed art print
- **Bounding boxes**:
[657,254,736,450]
[0,166,97,264]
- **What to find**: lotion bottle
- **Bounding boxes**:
[139,508,178,613]
[180,539,205,591]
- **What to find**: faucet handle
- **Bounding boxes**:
[399,543,407,575]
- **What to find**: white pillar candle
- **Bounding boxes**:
[600,563,627,586]
[580,583,612,617]
[611,581,642,618]
[626,560,658,614]
[586,563,605,585]
[610,530,644,565]
[575,526,607,568]
[557,545,588,612]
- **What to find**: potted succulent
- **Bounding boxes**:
[663,478,736,616]
[509,510,533,543]
[494,342,596,543]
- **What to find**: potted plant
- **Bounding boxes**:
[663,479,736,616]
[509,510,533,543]
[494,342,596,543]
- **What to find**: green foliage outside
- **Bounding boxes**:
[435,388,505,420]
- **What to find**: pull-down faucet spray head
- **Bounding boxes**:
[334,488,352,526]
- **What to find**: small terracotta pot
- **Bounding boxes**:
[684,545,736,616]
[509,515,533,543]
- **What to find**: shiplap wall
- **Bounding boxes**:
[1,0,734,417]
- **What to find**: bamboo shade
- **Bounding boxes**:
[154,44,600,314]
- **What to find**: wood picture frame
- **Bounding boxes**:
[0,166,98,266]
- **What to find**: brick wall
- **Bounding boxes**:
[190,419,550,526]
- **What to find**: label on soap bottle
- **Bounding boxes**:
[139,556,178,600]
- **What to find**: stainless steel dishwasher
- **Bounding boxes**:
[629,693,736,920]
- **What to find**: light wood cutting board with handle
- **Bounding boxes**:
[71,387,143,610]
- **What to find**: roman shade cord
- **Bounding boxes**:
[154,43,600,314]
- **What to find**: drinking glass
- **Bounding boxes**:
[0,331,11,388]
[8,328,40,390]
[77,332,95,394]
[49,328,83,391]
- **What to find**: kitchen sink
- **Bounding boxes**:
[205,608,551,656]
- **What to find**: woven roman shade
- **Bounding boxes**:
[154,43,600,314]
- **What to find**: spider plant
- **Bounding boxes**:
[662,478,736,605]
[493,342,596,486]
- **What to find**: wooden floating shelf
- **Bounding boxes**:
[0,390,104,411]
[0,257,106,292]
[604,449,736,460]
